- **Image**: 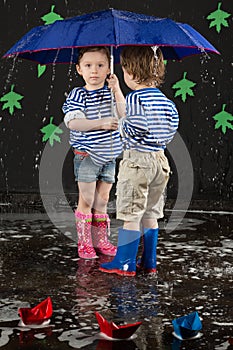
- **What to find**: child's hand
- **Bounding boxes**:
[107,74,121,94]
[101,117,119,130]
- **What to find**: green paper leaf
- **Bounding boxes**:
[212,104,233,134]
[0,85,24,115]
[172,72,196,102]
[206,2,231,33]
[41,5,64,25]
[40,116,63,146]
[37,64,46,78]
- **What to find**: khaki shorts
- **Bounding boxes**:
[116,150,170,222]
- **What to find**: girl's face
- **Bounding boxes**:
[76,51,110,90]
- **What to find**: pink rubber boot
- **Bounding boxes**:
[92,214,117,256]
[75,211,98,259]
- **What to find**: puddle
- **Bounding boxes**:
[0,212,232,349]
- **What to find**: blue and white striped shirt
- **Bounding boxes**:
[120,88,179,151]
[62,85,122,166]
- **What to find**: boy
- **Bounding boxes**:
[100,46,179,276]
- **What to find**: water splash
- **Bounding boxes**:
[200,53,211,83]
[45,49,61,111]
[0,157,9,195]
[67,48,75,89]
[3,55,19,93]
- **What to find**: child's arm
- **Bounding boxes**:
[63,86,119,131]
[67,116,119,131]
[107,74,125,118]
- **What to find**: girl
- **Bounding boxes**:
[63,47,124,259]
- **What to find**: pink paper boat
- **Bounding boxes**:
[18,297,53,325]
[95,311,142,339]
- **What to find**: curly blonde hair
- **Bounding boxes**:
[120,46,165,87]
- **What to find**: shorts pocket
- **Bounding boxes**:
[116,180,134,215]
[73,154,85,179]
[159,156,170,175]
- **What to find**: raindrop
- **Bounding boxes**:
[45,49,61,111]
[3,55,19,92]
[0,157,9,195]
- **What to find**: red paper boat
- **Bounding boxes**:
[18,297,53,325]
[95,311,142,339]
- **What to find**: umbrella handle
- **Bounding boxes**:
[110,46,115,117]
[110,46,114,74]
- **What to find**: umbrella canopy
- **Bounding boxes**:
[3,9,219,64]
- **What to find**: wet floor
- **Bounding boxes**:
[0,210,232,349]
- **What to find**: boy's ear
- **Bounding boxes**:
[76,64,82,75]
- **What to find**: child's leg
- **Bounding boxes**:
[92,181,116,256]
[141,218,158,229]
[123,221,140,231]
[75,181,98,259]
[92,180,112,214]
[77,181,96,214]
[100,154,147,276]
[138,151,170,272]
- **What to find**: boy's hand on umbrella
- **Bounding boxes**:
[101,117,119,130]
[107,74,121,94]
[107,74,126,118]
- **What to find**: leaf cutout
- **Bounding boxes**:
[0,85,24,115]
[213,104,233,134]
[206,2,231,33]
[172,72,196,102]
[40,116,63,146]
[41,5,64,25]
[37,64,47,78]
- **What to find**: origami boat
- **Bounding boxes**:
[172,311,202,340]
[95,311,142,340]
[18,297,53,326]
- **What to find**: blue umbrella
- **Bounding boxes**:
[3,8,219,66]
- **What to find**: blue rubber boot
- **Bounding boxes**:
[138,228,159,273]
[99,228,141,276]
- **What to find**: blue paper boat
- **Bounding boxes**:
[172,311,202,340]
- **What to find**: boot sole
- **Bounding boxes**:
[137,264,157,274]
[78,254,99,259]
[95,248,116,256]
[144,268,157,274]
[99,267,136,276]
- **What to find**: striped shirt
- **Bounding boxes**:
[62,85,122,166]
[120,88,179,151]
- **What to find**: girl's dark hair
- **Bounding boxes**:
[77,46,111,67]
[120,46,165,87]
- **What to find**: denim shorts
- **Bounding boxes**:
[73,154,116,183]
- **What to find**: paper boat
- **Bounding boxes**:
[95,311,142,340]
[172,311,202,340]
[18,297,53,326]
